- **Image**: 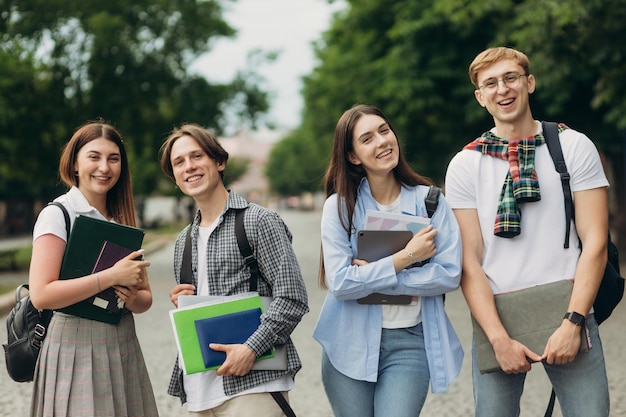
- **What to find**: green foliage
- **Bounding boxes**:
[223,156,249,189]
[266,0,626,198]
[0,0,271,201]
[265,127,327,196]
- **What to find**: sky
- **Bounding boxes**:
[189,0,344,131]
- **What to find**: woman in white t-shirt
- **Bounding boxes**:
[29,121,158,417]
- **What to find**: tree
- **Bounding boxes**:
[267,0,626,244]
[265,129,326,196]
[0,0,271,203]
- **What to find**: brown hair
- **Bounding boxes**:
[59,121,137,227]
[159,124,229,181]
[319,104,432,288]
[468,47,531,88]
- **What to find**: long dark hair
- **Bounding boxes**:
[59,121,137,227]
[319,104,432,288]
[324,104,432,234]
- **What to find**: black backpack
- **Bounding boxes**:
[543,121,624,324]
[541,121,625,417]
[3,202,69,382]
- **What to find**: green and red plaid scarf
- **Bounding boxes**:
[464,131,545,238]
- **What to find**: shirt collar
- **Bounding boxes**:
[357,178,418,216]
[190,190,249,229]
[66,186,107,218]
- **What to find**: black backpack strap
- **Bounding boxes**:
[47,202,70,239]
[425,185,441,218]
[181,225,194,286]
[542,121,573,249]
[270,392,297,417]
[235,208,260,292]
[180,208,261,292]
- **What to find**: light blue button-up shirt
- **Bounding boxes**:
[313,179,464,393]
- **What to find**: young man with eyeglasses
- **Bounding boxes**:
[445,47,610,416]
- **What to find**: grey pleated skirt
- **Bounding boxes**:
[31,311,159,417]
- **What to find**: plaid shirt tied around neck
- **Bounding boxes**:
[464,131,545,238]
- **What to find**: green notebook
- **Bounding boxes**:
[58,215,145,324]
[170,294,275,374]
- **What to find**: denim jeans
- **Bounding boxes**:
[321,323,430,417]
[472,314,609,417]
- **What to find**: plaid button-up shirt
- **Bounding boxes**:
[168,191,309,403]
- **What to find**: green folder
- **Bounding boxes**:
[170,294,275,374]
[58,215,145,324]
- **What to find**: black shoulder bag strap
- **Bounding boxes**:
[542,121,574,249]
[234,209,296,416]
[48,202,71,239]
[425,185,441,218]
[426,185,444,304]
[34,202,71,336]
[181,224,194,287]
[235,209,260,292]
[181,209,260,292]
[541,121,573,417]
[180,209,296,417]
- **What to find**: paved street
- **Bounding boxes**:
[2,208,626,415]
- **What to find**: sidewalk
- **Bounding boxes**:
[2,211,626,416]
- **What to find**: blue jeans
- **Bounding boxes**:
[321,323,430,417]
[472,314,609,417]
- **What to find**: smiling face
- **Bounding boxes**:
[170,135,225,200]
[348,113,399,178]
[474,58,536,127]
[74,138,121,202]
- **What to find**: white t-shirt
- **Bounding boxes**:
[376,197,423,329]
[33,186,109,242]
[445,123,609,294]
[184,219,293,412]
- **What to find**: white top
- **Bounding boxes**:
[445,123,609,294]
[184,219,293,412]
[33,186,109,242]
[375,196,422,328]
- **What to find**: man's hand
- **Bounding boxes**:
[212,343,256,376]
[169,284,195,307]
[542,320,582,365]
[492,337,542,374]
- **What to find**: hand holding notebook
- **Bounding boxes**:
[58,215,145,324]
[88,240,135,313]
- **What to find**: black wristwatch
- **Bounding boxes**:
[563,311,586,326]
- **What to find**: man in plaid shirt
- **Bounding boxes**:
[159,124,309,416]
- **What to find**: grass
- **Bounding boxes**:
[0,224,183,297]
[0,283,18,295]
[0,247,32,272]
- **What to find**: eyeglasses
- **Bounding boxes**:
[478,72,528,91]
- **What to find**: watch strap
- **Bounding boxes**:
[564,311,586,326]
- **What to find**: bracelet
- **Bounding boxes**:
[94,273,102,291]
[404,248,415,261]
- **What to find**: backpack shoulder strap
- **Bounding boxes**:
[425,185,441,218]
[542,121,573,248]
[235,208,260,292]
[181,225,194,286]
[180,208,261,293]
[47,202,70,239]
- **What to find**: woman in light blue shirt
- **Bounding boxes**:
[313,104,463,417]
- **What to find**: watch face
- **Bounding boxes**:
[565,312,585,326]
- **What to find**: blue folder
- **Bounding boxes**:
[194,307,272,369]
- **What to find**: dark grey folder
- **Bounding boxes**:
[472,279,588,374]
[356,230,414,305]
